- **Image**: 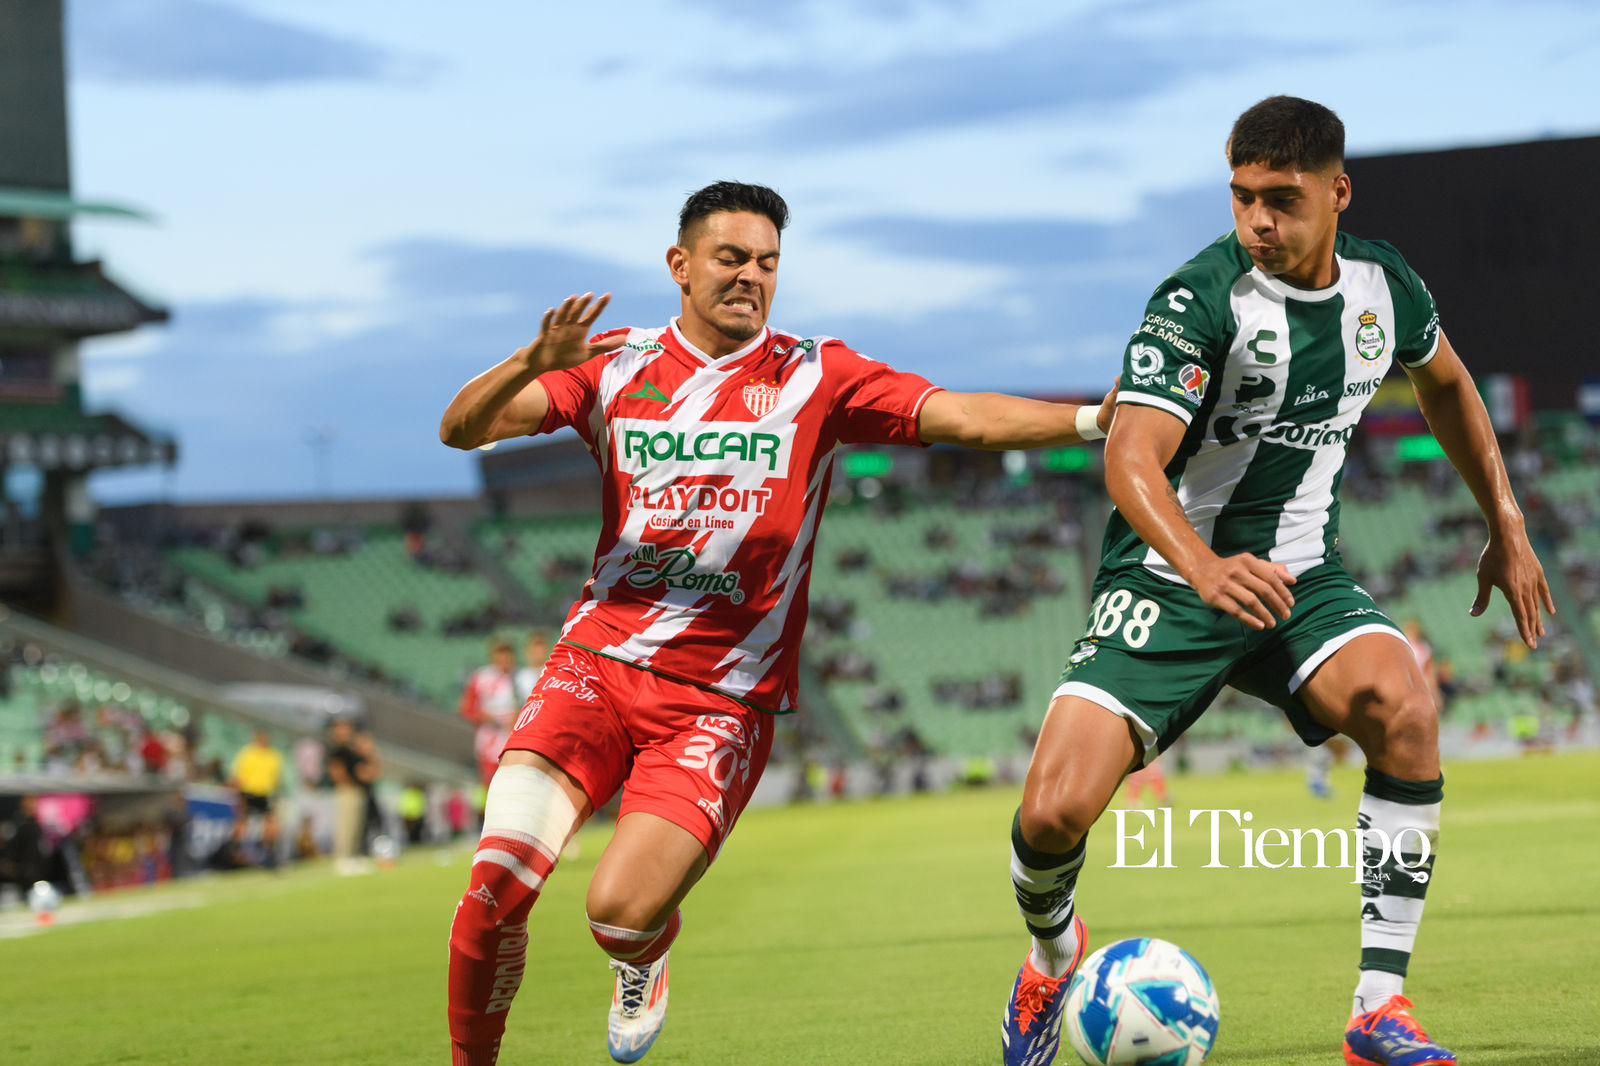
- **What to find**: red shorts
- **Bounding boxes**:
[502,643,774,860]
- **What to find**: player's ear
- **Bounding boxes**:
[666,244,690,287]
[1331,171,1351,215]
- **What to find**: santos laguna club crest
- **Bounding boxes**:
[742,378,780,418]
[1355,310,1387,360]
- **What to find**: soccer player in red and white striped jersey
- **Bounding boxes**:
[438,181,1114,1065]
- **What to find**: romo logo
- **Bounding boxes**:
[625,544,744,603]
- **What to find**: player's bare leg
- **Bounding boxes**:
[1300,633,1456,1066]
[587,813,708,1062]
[447,751,592,1066]
[1003,696,1141,1066]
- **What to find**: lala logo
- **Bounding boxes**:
[742,377,780,418]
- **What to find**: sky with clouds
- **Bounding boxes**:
[60,0,1600,502]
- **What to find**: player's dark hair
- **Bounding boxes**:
[677,181,789,245]
[1226,95,1345,172]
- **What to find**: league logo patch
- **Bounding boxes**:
[1174,363,1210,403]
[1354,310,1387,360]
[742,379,780,418]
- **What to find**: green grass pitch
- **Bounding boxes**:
[4,753,1597,1065]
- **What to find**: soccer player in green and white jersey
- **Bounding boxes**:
[999,96,1554,1066]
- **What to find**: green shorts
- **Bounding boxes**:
[1053,559,1404,763]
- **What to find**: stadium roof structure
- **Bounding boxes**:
[0,401,176,470]
[0,185,153,223]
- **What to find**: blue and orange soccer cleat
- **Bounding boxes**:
[1344,994,1457,1066]
[1001,915,1087,1066]
[606,953,669,1063]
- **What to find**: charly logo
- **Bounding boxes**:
[742,377,780,418]
[1354,310,1387,361]
[625,544,744,603]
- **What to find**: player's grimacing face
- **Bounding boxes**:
[1229,162,1348,283]
[671,211,779,343]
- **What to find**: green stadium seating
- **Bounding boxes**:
[169,529,504,706]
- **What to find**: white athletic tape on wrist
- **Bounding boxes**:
[1075,404,1106,441]
[481,764,581,850]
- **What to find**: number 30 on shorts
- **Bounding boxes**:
[1087,589,1162,648]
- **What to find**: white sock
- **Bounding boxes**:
[1353,969,1404,1016]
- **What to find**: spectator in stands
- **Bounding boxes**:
[386,604,422,632]
[1401,618,1445,712]
[230,730,284,819]
[42,699,89,769]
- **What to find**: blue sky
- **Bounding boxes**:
[63,0,1600,502]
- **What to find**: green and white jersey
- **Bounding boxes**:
[1103,230,1440,584]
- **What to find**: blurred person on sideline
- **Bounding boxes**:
[326,719,368,875]
[399,781,428,844]
[0,795,48,898]
[354,729,385,849]
[1402,617,1445,712]
[514,630,552,702]
[229,729,284,819]
[436,180,1114,1065]
[459,639,519,787]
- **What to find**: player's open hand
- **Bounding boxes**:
[517,293,624,373]
[1097,380,1119,436]
[1472,530,1555,649]
[1190,551,1297,630]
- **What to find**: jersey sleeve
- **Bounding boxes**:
[536,330,622,446]
[826,341,942,446]
[1387,258,1441,369]
[1116,275,1226,426]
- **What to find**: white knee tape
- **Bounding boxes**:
[481,764,581,848]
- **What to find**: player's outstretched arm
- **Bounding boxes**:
[1404,331,1555,648]
[916,384,1114,449]
[1106,404,1296,630]
[439,292,624,450]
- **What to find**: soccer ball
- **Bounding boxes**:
[27,880,62,924]
[1063,937,1220,1065]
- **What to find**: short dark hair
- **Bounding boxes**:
[1226,95,1345,172]
[677,181,789,245]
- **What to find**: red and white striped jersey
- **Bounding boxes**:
[459,665,518,728]
[536,318,939,713]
